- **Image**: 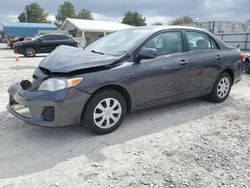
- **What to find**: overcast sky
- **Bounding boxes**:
[0,0,249,28]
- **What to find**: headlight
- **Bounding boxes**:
[38,77,83,91]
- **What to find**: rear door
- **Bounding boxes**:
[48,35,62,51]
[54,35,68,47]
[58,35,76,47]
[183,30,223,91]
[37,35,56,53]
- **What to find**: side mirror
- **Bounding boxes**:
[138,48,157,61]
[38,38,43,42]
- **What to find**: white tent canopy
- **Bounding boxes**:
[61,18,133,33]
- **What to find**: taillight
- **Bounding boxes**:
[240,53,246,61]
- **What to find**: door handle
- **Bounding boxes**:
[216,55,222,60]
[162,66,168,70]
[180,59,188,65]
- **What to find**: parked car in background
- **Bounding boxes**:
[7,38,24,48]
[7,37,32,48]
[242,53,250,74]
[7,26,242,134]
[13,33,78,57]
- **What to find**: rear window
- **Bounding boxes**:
[55,35,70,40]
[186,31,219,51]
[41,35,54,41]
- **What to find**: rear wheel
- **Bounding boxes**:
[208,72,232,103]
[24,47,36,57]
[82,89,127,134]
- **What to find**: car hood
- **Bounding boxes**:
[39,45,119,73]
[14,40,32,46]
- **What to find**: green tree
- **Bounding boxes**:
[169,16,194,25]
[56,1,76,25]
[76,9,94,20]
[122,11,146,26]
[18,3,49,23]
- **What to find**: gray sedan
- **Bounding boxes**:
[7,26,242,134]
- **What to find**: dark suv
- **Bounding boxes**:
[13,33,78,57]
[8,26,242,134]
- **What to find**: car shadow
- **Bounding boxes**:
[2,55,47,59]
[0,97,232,178]
[19,55,48,58]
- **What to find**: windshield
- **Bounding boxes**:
[85,29,152,56]
[31,35,42,41]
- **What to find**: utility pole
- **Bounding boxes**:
[25,12,27,23]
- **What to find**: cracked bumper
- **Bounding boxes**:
[7,83,91,127]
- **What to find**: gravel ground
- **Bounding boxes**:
[0,43,249,188]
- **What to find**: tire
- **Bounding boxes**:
[82,89,127,135]
[208,72,232,103]
[24,47,36,57]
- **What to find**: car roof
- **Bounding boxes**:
[43,33,69,35]
[128,25,210,33]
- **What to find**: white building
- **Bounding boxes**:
[61,18,133,46]
[184,21,250,34]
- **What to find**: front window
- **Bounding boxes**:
[142,31,183,56]
[32,35,42,41]
[85,29,152,56]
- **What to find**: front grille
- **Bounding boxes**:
[20,80,32,90]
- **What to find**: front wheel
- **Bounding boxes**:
[208,72,232,103]
[82,89,127,135]
[24,47,36,57]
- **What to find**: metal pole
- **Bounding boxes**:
[245,33,249,51]
[212,21,215,34]
[25,13,27,23]
[82,31,86,47]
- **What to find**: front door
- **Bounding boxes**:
[132,31,195,107]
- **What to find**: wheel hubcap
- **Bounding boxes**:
[217,77,230,98]
[93,98,122,129]
[27,49,34,56]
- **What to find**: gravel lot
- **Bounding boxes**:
[0,43,249,188]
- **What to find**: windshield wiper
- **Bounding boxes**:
[91,50,104,55]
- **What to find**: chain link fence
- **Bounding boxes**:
[216,33,250,52]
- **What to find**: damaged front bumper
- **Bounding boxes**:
[7,82,91,127]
